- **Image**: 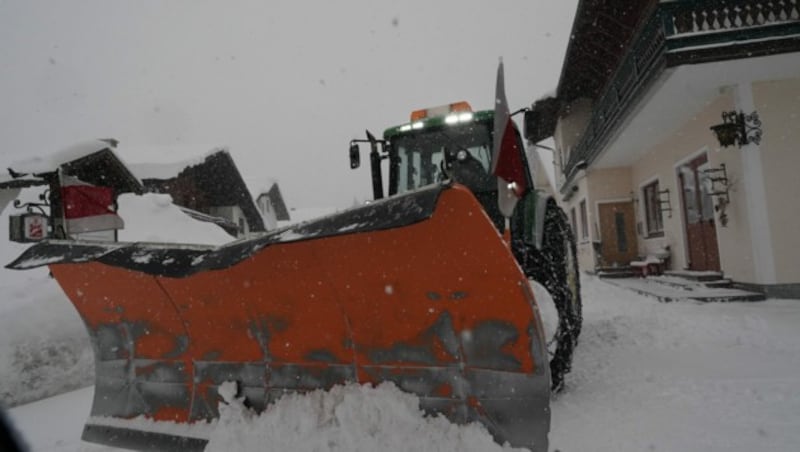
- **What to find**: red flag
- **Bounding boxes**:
[490,59,528,217]
[60,174,124,234]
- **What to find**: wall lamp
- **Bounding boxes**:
[710,110,762,148]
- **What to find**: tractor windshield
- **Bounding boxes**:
[391,121,495,195]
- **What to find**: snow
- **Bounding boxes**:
[86,415,213,440]
[8,140,123,175]
[205,382,526,452]
[6,386,95,452]
[125,147,227,181]
[0,190,92,407]
[281,207,340,227]
[116,192,234,245]
[548,276,800,452]
[4,275,800,451]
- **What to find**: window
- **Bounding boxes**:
[392,122,494,195]
[642,180,664,237]
[570,207,578,236]
[579,199,589,240]
[615,211,628,252]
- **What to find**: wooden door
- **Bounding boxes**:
[678,154,721,272]
[597,201,638,267]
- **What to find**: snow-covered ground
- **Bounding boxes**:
[550,278,800,452]
[5,275,800,451]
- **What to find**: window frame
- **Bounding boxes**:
[579,199,589,241]
[570,207,578,236]
[642,179,665,238]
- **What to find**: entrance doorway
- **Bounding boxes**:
[678,153,721,272]
[597,201,637,267]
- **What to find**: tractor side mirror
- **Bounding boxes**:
[349,142,360,169]
[523,109,537,142]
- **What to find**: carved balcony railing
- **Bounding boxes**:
[664,0,799,35]
[561,0,800,190]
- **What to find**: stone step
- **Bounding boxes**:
[602,277,766,303]
[597,266,638,279]
[689,291,766,302]
[663,270,724,282]
[598,271,639,279]
[648,275,733,290]
[703,279,733,289]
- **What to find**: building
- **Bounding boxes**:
[530,0,800,297]
[2,140,143,240]
[134,149,265,237]
[255,182,290,230]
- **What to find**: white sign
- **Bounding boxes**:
[23,214,48,241]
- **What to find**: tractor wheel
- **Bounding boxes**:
[519,198,582,392]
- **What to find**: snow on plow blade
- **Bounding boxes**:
[8,183,550,451]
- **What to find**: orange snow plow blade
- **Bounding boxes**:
[8,183,550,451]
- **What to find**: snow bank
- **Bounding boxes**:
[116,193,234,245]
[205,382,528,452]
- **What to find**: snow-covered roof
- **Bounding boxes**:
[4,139,144,196]
[254,178,280,198]
[126,147,228,180]
[8,139,121,175]
[0,172,45,188]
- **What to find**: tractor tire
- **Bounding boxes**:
[517,198,582,392]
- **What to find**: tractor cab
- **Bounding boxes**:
[390,102,504,195]
[350,101,530,233]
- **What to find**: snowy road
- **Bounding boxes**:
[550,277,800,452]
[8,276,800,451]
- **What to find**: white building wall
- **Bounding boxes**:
[629,92,738,274]
[559,174,592,272]
[257,196,279,231]
[626,78,800,288]
[208,205,250,237]
[585,167,634,270]
[753,77,800,285]
[625,89,768,279]
[553,75,799,288]
[553,98,593,190]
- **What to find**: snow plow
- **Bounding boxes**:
[7,183,552,451]
[349,99,582,392]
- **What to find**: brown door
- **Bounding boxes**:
[678,154,721,272]
[597,201,638,267]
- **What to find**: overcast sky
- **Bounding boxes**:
[1,0,578,209]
